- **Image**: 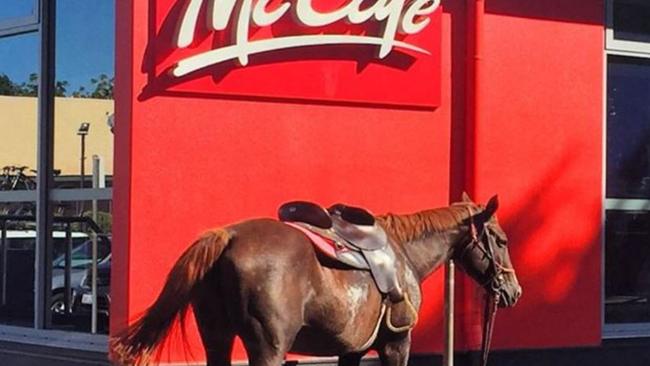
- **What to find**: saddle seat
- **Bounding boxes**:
[278,201,403,302]
[278,201,332,229]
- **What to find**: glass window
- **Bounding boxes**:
[0,31,38,328]
[605,210,650,323]
[54,0,114,193]
[0,1,37,22]
[0,0,38,36]
[47,200,112,334]
[0,0,115,335]
[606,56,650,200]
[52,235,110,269]
[0,32,39,196]
[0,219,37,327]
[0,216,110,330]
[613,0,650,43]
[605,55,650,331]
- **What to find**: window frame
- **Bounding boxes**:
[606,0,650,55]
[0,0,39,38]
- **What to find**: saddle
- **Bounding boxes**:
[278,201,404,302]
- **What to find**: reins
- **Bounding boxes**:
[481,292,499,366]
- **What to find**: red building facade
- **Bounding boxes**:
[113,0,605,363]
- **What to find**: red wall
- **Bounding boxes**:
[113,0,604,362]
[468,1,604,350]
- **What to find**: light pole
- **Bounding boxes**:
[77,122,90,215]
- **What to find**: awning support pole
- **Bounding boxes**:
[443,260,456,366]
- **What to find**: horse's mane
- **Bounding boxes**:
[376,204,475,244]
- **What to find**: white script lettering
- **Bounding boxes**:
[173,0,441,77]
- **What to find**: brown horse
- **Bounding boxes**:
[111,194,521,366]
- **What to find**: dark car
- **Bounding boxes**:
[71,255,110,333]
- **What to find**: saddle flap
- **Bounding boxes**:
[285,221,403,302]
[331,215,388,251]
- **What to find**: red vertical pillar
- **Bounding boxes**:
[456,0,485,352]
[110,0,134,336]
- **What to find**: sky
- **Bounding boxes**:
[0,0,115,93]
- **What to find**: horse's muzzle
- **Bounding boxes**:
[498,284,522,308]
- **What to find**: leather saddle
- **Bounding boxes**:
[279,201,403,302]
[279,201,387,251]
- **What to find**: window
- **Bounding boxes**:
[605,1,650,337]
[0,0,114,337]
[0,30,39,327]
[606,57,650,200]
[0,32,39,200]
[46,0,115,334]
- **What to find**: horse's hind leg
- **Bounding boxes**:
[238,295,303,366]
[193,288,235,366]
[201,329,235,366]
[236,274,305,365]
[240,316,298,366]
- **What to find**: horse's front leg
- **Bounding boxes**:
[377,332,411,366]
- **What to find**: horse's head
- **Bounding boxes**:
[454,193,522,308]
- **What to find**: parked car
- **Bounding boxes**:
[0,230,110,321]
[50,235,111,319]
[72,255,111,333]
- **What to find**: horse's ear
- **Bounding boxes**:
[484,195,499,218]
[462,192,473,203]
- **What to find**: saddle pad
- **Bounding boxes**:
[285,222,337,258]
[284,222,369,270]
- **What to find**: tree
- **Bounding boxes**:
[0,72,113,99]
[55,80,68,97]
[71,74,113,99]
[72,86,86,98]
[89,74,114,99]
[16,73,38,96]
[0,74,18,95]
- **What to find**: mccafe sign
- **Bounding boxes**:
[148,0,443,107]
[173,0,441,76]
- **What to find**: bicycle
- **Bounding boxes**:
[0,165,37,191]
[0,165,38,216]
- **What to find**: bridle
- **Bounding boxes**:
[455,209,516,292]
[455,207,516,366]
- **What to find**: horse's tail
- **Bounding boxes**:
[109,229,232,365]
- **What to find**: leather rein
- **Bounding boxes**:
[456,210,516,366]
